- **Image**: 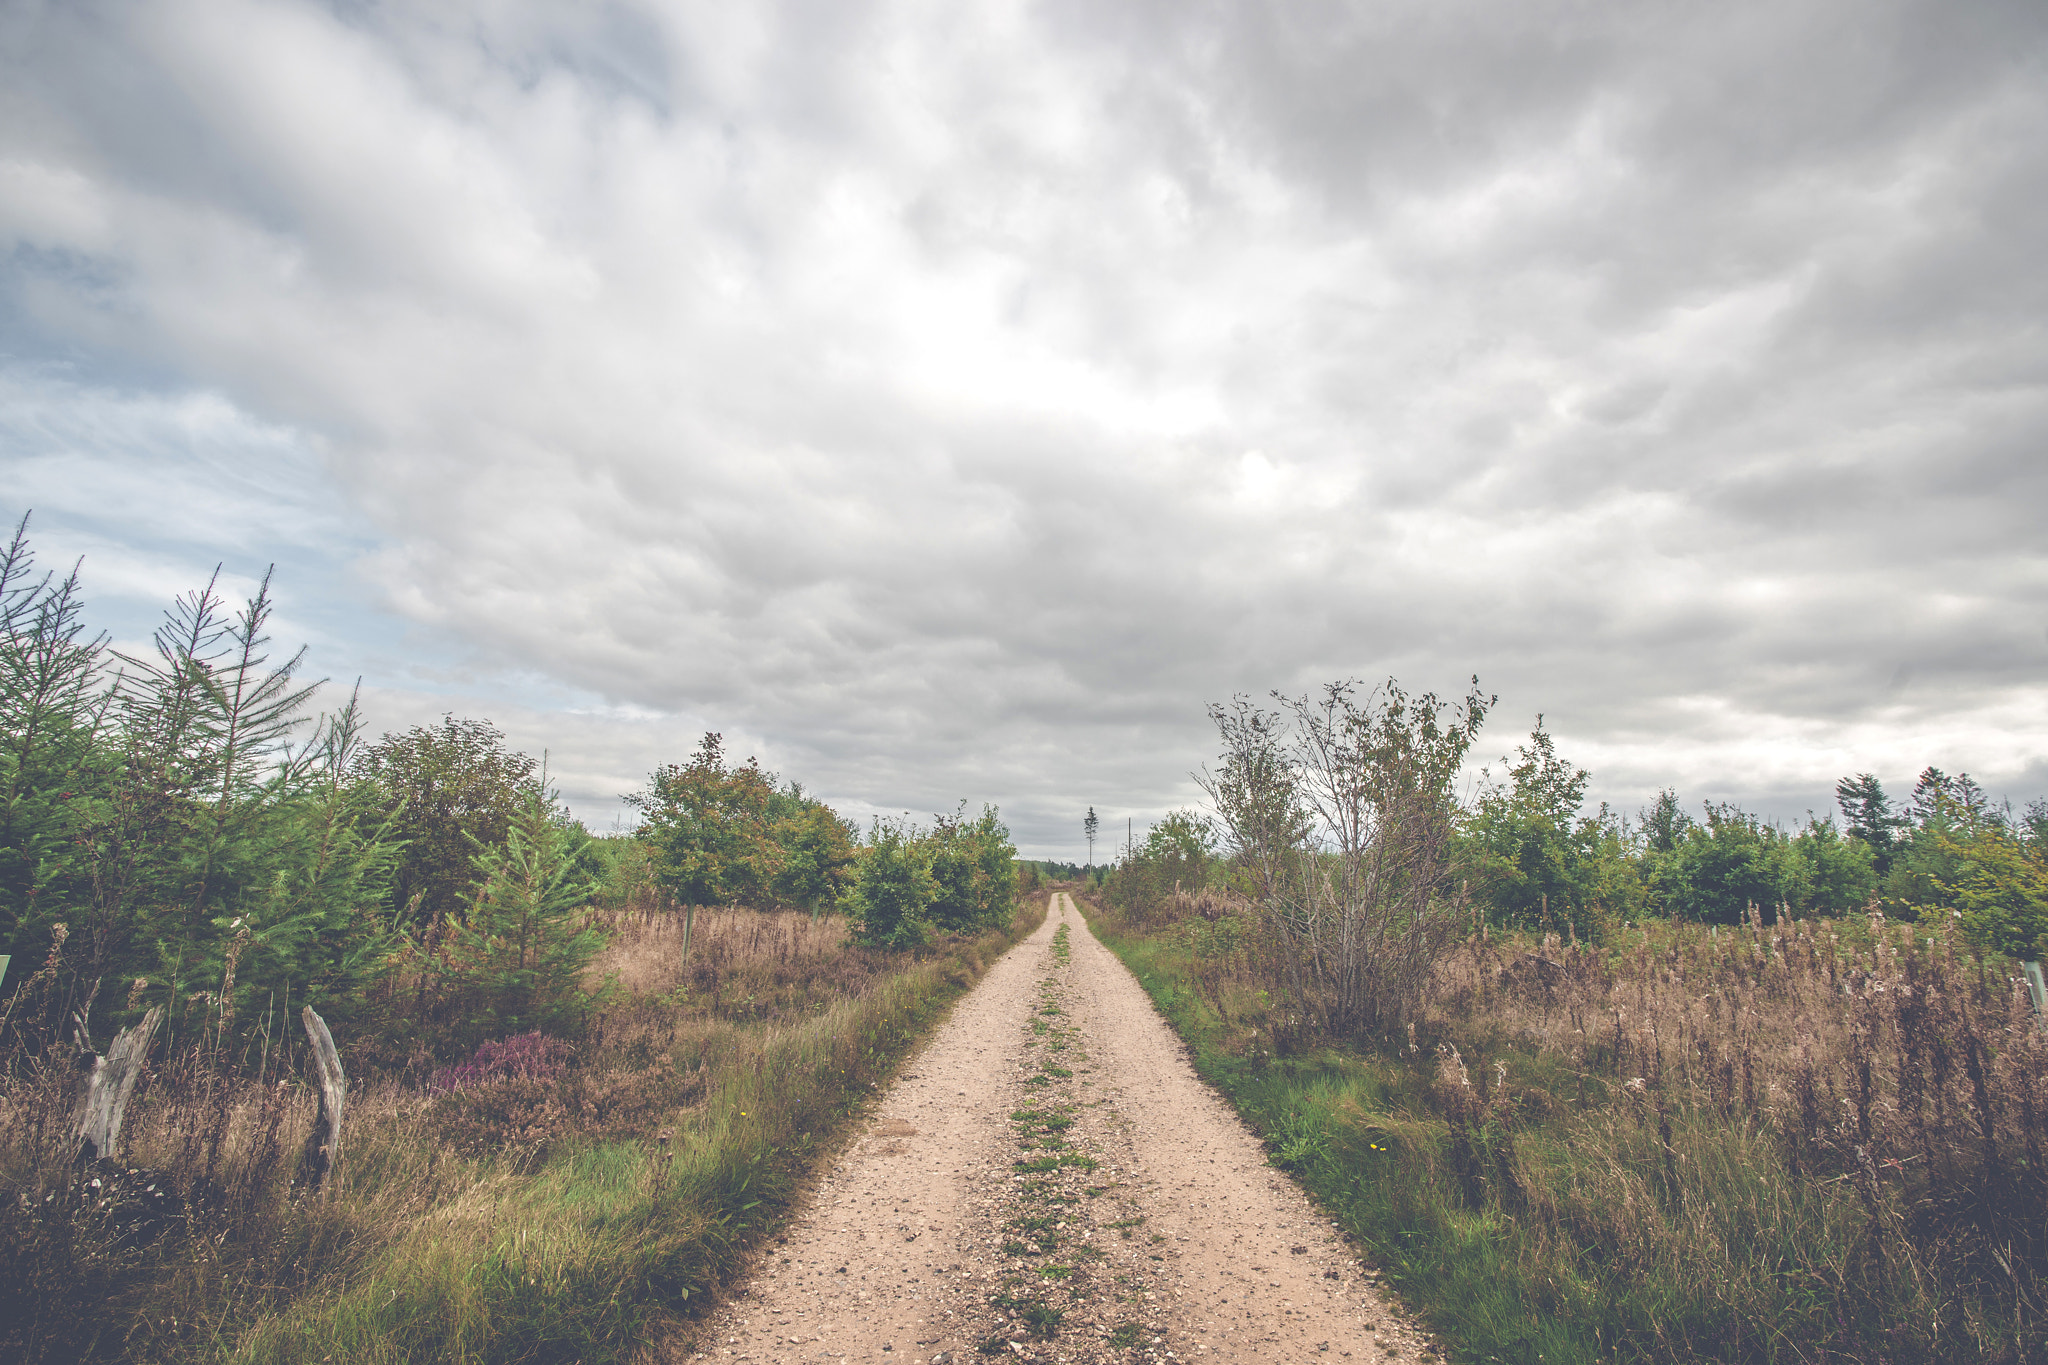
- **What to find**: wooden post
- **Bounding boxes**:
[70,1006,163,1164]
[297,1006,346,1192]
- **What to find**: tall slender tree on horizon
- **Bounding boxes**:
[1084,806,1099,867]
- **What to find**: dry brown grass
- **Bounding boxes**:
[589,906,863,1001]
[1094,890,2048,1362]
[1430,912,2048,1192]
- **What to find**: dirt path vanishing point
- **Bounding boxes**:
[696,894,1441,1365]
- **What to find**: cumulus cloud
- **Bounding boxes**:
[3,0,2045,853]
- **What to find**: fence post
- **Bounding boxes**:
[70,1006,163,1163]
[2024,962,2047,1023]
[297,1007,346,1191]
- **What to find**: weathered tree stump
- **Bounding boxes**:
[296,1006,346,1191]
[69,1006,163,1164]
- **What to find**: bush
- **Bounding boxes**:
[847,818,935,949]
[630,733,858,912]
[845,808,1019,947]
[927,804,1017,933]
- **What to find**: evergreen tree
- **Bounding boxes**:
[1835,773,1907,874]
[0,515,107,952]
[0,520,400,1048]
[413,779,605,1046]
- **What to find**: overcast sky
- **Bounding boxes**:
[4,0,2045,858]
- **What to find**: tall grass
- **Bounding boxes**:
[0,899,1046,1364]
[1084,892,2048,1364]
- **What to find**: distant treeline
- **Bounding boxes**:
[1016,858,1096,883]
[1108,708,2048,956]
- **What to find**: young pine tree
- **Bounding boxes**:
[422,780,606,1046]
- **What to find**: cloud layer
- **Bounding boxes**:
[4,0,2045,854]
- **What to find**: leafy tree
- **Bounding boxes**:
[1139,808,1216,865]
[1459,719,1628,937]
[771,802,860,918]
[354,716,538,926]
[1202,677,1493,1034]
[1945,821,2048,959]
[631,733,855,912]
[1785,815,1878,915]
[1638,806,1871,924]
[578,833,659,911]
[925,804,1017,932]
[847,817,935,950]
[1644,803,1795,924]
[1101,809,1217,921]
[1197,695,1314,903]
[1640,789,1691,855]
[631,733,777,906]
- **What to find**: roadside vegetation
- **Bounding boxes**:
[1087,680,2048,1365]
[0,515,1040,1364]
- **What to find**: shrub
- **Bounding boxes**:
[1200,678,1491,1036]
[847,818,935,949]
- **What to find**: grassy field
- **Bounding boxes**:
[0,898,1047,1364]
[1081,891,2048,1365]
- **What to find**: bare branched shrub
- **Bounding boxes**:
[1200,678,1491,1036]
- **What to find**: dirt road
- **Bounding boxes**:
[697,894,1437,1365]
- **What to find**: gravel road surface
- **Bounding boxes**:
[697,894,1437,1365]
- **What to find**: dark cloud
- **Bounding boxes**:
[2,0,2045,853]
